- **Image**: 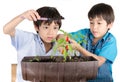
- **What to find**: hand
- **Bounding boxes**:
[20,9,40,21]
[69,39,80,50]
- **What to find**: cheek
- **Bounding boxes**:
[39,31,46,38]
[52,33,57,39]
[39,30,44,35]
[101,26,108,31]
[99,28,107,35]
[53,30,59,35]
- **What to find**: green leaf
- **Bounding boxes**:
[57,38,65,44]
[67,44,73,52]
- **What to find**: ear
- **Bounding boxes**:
[108,22,113,29]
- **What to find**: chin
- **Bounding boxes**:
[93,34,99,37]
[46,40,52,43]
[94,36,101,39]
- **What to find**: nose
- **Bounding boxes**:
[48,28,54,35]
[92,24,97,29]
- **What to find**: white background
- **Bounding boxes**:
[0,0,120,82]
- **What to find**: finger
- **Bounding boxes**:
[34,11,41,20]
[69,39,74,44]
[31,10,40,20]
[29,14,37,21]
[25,10,38,21]
[28,10,38,21]
[21,10,36,21]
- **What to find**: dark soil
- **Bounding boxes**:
[22,56,96,62]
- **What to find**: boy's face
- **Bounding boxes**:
[89,16,112,39]
[36,21,59,43]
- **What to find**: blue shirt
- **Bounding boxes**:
[70,28,117,82]
[11,29,61,82]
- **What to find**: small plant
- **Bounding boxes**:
[29,56,40,62]
[52,29,86,61]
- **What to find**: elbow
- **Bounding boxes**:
[3,24,10,34]
[3,26,8,34]
[98,58,106,67]
[98,61,104,67]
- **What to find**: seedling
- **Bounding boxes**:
[52,29,86,61]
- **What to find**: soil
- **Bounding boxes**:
[22,56,96,62]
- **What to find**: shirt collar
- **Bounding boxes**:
[36,33,55,46]
[89,31,109,42]
[102,32,109,40]
[36,34,44,45]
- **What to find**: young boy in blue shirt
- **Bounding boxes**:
[69,3,117,82]
[3,6,64,82]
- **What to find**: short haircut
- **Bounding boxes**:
[34,6,64,28]
[88,3,115,24]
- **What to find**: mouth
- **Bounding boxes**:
[92,31,98,36]
[47,37,54,41]
[93,31,98,34]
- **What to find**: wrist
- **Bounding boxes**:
[74,44,80,51]
[19,15,25,20]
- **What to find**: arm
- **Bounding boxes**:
[70,39,106,67]
[3,10,40,37]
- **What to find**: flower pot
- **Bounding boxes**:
[21,56,98,82]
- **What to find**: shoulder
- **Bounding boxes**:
[100,32,117,62]
[13,29,38,44]
[104,32,116,43]
[15,29,37,38]
[11,29,38,50]
[102,32,117,55]
[16,29,35,35]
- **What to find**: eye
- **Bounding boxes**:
[90,22,94,24]
[54,27,59,30]
[43,26,48,29]
[98,22,102,25]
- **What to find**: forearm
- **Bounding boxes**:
[3,9,40,36]
[76,44,106,67]
[3,14,24,36]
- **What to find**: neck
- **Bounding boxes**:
[43,42,52,53]
[92,38,99,45]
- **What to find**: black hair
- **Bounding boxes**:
[34,6,64,29]
[88,3,115,24]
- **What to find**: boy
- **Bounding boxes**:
[3,6,64,82]
[69,3,117,82]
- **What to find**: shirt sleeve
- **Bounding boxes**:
[70,28,89,43]
[99,36,117,63]
[11,29,34,51]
